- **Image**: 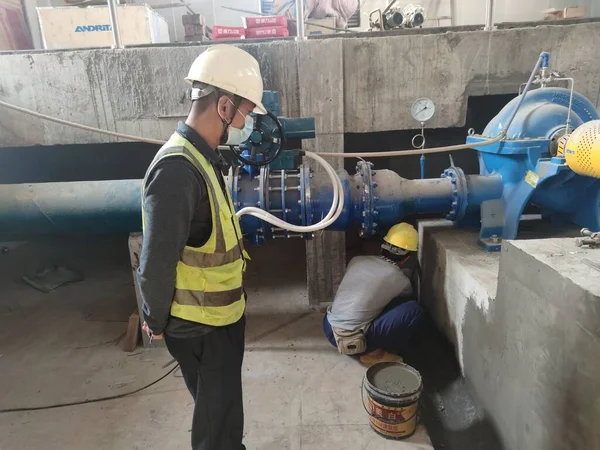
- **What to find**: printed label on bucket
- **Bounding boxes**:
[367,397,418,438]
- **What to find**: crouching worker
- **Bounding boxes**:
[323,222,424,364]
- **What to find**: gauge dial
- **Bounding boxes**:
[411,97,435,122]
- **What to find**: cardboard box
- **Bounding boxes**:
[184,23,206,36]
[182,13,203,24]
[212,25,245,39]
[243,15,288,29]
[305,17,336,35]
[245,26,289,38]
[37,4,170,49]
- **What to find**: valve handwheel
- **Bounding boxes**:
[231,110,285,167]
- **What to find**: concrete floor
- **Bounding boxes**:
[0,237,432,450]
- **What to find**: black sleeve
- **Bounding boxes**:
[137,159,207,335]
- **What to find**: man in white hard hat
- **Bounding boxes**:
[138,44,266,450]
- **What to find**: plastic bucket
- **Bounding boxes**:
[361,362,423,440]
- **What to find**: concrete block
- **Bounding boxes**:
[421,221,600,450]
[469,238,600,450]
[419,220,500,369]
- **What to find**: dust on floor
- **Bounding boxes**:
[0,237,432,450]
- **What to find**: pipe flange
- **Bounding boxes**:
[356,160,378,236]
[300,162,312,239]
[441,166,468,222]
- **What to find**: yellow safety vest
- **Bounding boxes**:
[142,133,249,326]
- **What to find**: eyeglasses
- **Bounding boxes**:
[228,98,254,121]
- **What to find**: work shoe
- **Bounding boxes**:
[359,349,403,366]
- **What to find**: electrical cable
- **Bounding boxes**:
[0,364,180,414]
[0,99,503,158]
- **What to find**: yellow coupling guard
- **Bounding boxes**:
[564,120,600,179]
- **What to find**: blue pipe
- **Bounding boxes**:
[0,180,142,240]
[0,169,502,241]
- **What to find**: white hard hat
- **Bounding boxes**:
[185,44,266,115]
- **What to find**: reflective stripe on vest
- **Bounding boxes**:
[142,132,249,326]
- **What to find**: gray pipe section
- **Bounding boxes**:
[295,0,306,40]
[0,180,142,240]
[107,0,123,49]
[484,0,494,31]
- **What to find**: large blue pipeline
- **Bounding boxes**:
[1,53,599,250]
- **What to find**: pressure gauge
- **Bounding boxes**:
[411,97,435,122]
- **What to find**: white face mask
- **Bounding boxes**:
[225,114,254,145]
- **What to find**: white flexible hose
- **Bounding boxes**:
[0,99,166,145]
[236,151,345,232]
[315,134,504,158]
[0,98,504,157]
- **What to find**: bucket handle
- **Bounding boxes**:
[360,376,419,425]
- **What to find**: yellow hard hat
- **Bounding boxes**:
[185,44,267,115]
[383,223,418,252]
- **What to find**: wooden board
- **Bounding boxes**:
[122,311,140,352]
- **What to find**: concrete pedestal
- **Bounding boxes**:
[420,220,600,450]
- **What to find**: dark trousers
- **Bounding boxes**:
[323,299,423,355]
[165,316,246,450]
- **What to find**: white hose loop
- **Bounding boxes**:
[236,151,345,233]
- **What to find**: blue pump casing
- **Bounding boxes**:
[466,87,600,249]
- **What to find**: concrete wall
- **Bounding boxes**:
[420,223,600,449]
[2,22,600,148]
